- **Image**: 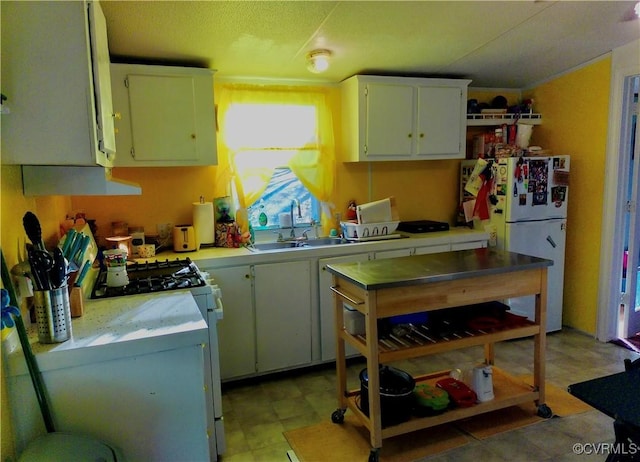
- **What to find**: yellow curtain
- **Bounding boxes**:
[214,84,336,231]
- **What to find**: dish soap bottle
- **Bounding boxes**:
[258,199,268,227]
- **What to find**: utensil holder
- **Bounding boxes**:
[34,286,71,343]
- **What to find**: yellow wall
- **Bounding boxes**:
[525,57,612,334]
[71,85,463,242]
[335,160,461,223]
[1,165,71,461]
[71,166,219,242]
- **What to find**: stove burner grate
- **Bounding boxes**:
[91,258,206,299]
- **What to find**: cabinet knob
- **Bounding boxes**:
[419,133,425,138]
[112,112,122,120]
[191,134,196,139]
[408,133,412,138]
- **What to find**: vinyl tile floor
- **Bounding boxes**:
[219,328,639,462]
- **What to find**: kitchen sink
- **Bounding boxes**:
[249,237,350,252]
[303,237,349,246]
[250,242,301,251]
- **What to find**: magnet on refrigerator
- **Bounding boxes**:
[461,155,570,332]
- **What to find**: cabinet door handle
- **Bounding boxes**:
[408,133,412,138]
[191,133,196,139]
[419,133,424,138]
[112,112,121,120]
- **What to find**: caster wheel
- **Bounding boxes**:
[368,448,379,462]
[331,409,345,424]
[537,404,553,418]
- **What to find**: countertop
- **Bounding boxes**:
[4,290,207,375]
[140,227,489,269]
[326,248,553,290]
[3,228,488,373]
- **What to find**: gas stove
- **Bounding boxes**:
[91,258,207,299]
[90,256,225,458]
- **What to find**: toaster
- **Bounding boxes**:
[173,225,198,252]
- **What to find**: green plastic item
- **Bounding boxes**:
[414,383,449,411]
[1,249,55,432]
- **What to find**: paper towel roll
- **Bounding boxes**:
[193,201,215,245]
[516,123,533,149]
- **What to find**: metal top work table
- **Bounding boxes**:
[326,248,553,462]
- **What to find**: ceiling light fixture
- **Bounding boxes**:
[307,49,332,74]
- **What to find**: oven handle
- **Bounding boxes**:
[210,284,224,321]
[199,271,224,320]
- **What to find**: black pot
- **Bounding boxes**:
[359,366,415,427]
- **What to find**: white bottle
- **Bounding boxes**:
[472,365,495,402]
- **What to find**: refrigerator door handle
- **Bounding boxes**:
[546,235,557,248]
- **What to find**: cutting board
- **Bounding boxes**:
[356,197,399,223]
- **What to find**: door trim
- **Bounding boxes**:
[597,39,640,341]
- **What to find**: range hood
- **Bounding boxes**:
[22,166,142,196]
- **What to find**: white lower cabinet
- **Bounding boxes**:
[452,240,488,251]
[254,261,312,372]
[373,248,413,259]
[319,253,372,362]
[377,243,450,258]
[8,345,210,461]
[213,261,312,381]
[210,233,488,380]
[413,243,451,255]
[211,265,255,381]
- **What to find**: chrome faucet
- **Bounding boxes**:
[289,199,301,239]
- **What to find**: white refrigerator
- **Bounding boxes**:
[462,156,570,332]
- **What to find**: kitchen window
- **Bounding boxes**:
[247,168,320,230]
[215,84,336,233]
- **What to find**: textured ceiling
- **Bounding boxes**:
[100,0,640,88]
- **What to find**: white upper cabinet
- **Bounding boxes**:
[111,64,218,167]
[1,0,115,167]
[340,75,471,161]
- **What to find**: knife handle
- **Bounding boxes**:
[74,260,91,287]
[61,229,74,256]
[75,235,91,265]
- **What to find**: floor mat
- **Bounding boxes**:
[455,375,593,439]
[611,335,640,354]
[284,372,593,461]
[285,416,470,462]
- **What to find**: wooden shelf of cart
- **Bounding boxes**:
[344,368,538,439]
[326,249,552,461]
